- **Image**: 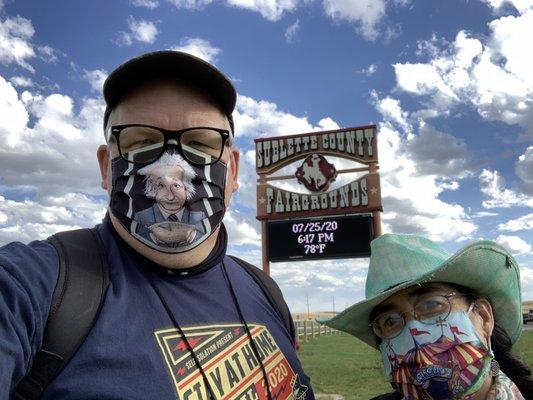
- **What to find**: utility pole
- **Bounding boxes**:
[333,296,335,313]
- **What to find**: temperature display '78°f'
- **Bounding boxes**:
[267,214,374,262]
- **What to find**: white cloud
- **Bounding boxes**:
[10,76,33,88]
[285,19,299,43]
[378,124,477,241]
[235,95,334,138]
[496,234,532,255]
[0,76,30,146]
[226,0,298,21]
[482,0,533,13]
[0,76,106,196]
[84,69,108,93]
[130,0,159,8]
[322,0,409,41]
[37,45,59,63]
[224,211,261,246]
[479,169,533,208]
[516,146,533,194]
[373,94,410,133]
[498,213,533,231]
[119,17,159,46]
[322,0,385,40]
[405,123,471,178]
[0,194,106,246]
[166,0,213,10]
[0,16,36,72]
[172,38,220,64]
[394,12,533,142]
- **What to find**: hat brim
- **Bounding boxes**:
[322,240,522,348]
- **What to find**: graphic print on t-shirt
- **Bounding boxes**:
[154,323,308,400]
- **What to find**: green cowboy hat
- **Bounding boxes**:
[322,233,522,348]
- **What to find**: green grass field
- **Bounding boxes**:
[299,331,533,400]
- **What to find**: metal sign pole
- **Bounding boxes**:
[369,162,382,237]
[261,220,270,275]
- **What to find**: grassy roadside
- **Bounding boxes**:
[299,331,533,400]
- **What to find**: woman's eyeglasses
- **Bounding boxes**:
[370,293,475,339]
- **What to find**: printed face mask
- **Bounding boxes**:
[379,311,493,400]
[110,145,227,253]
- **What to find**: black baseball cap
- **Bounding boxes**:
[102,50,237,132]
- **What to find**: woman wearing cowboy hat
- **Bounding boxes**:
[323,234,533,399]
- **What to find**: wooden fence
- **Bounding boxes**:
[294,320,341,342]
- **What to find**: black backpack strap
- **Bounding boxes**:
[228,255,296,346]
[13,228,109,400]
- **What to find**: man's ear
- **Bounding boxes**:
[473,298,494,346]
[97,144,110,191]
[229,147,240,192]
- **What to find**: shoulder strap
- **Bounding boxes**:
[228,255,296,346]
[14,228,109,400]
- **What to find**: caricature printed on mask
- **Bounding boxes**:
[379,310,493,400]
[110,143,227,253]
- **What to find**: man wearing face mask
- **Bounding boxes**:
[0,51,313,400]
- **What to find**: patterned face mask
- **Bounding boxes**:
[110,146,227,253]
[379,311,493,400]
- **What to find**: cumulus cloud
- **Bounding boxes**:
[119,16,159,45]
[226,0,298,21]
[372,94,410,133]
[392,9,533,204]
[496,234,532,255]
[84,69,108,93]
[516,146,533,194]
[363,90,477,240]
[395,11,533,142]
[0,194,106,245]
[0,16,36,72]
[285,19,299,43]
[172,38,220,64]
[405,123,471,178]
[322,0,408,41]
[482,0,533,13]
[498,213,533,231]
[0,75,106,196]
[130,0,159,8]
[479,169,533,208]
[224,210,261,246]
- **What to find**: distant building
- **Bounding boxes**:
[522,301,533,315]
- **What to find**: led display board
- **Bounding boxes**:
[267,214,374,262]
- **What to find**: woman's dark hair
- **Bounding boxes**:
[491,323,533,399]
[452,283,533,398]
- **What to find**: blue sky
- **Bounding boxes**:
[0,0,531,313]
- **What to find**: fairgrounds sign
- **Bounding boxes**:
[255,125,382,221]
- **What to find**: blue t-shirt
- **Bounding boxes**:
[0,220,313,399]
